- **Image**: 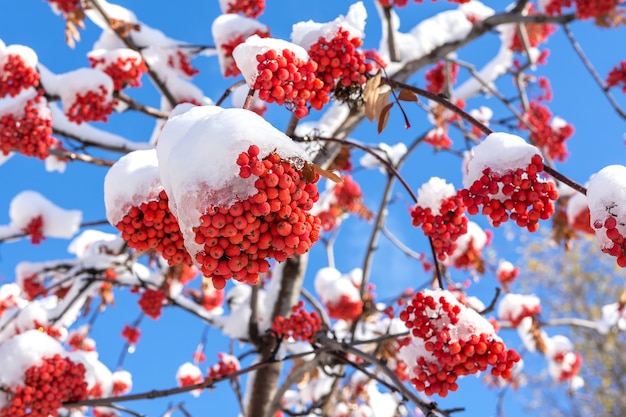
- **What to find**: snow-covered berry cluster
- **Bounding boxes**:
[88,49,147,91]
[587,165,626,267]
[58,68,115,124]
[460,133,559,232]
[176,362,203,390]
[314,175,369,232]
[497,293,541,327]
[207,353,241,380]
[219,31,270,77]
[314,267,363,322]
[545,335,582,382]
[496,260,519,289]
[67,327,96,352]
[606,60,626,93]
[0,91,55,159]
[137,288,166,319]
[272,300,322,343]
[167,50,199,78]
[193,144,320,289]
[566,192,594,234]
[410,177,468,261]
[0,45,39,98]
[424,61,458,95]
[0,354,88,417]
[46,0,81,14]
[111,370,132,396]
[398,289,521,397]
[446,221,491,271]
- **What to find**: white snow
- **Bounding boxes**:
[497,293,541,325]
[415,177,456,214]
[446,221,488,265]
[462,132,540,189]
[314,267,361,305]
[104,149,163,225]
[67,229,120,258]
[596,302,626,334]
[359,142,407,173]
[212,14,269,77]
[57,68,114,112]
[291,2,367,51]
[566,191,589,228]
[9,190,82,240]
[0,44,38,70]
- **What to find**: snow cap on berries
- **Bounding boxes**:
[416,177,456,215]
[156,105,310,262]
[232,35,309,88]
[104,149,163,226]
[463,132,540,189]
[291,1,367,50]
[586,165,626,249]
[497,293,541,326]
[9,190,82,239]
[57,67,114,114]
[212,14,270,77]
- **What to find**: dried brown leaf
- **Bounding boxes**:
[377,102,394,134]
[363,71,382,121]
[398,89,418,102]
[312,163,343,184]
[109,18,141,38]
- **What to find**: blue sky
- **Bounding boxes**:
[1,1,625,416]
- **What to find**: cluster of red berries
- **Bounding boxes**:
[111,373,131,396]
[22,215,45,245]
[593,216,626,267]
[509,6,556,52]
[0,53,39,98]
[543,0,619,19]
[424,62,458,95]
[399,291,521,397]
[21,274,46,300]
[607,60,626,93]
[272,300,322,343]
[0,354,88,417]
[225,0,265,18]
[0,96,55,159]
[325,294,363,322]
[167,50,199,77]
[551,350,582,382]
[317,175,369,231]
[65,85,114,124]
[114,189,192,267]
[193,145,320,290]
[459,155,558,232]
[177,365,203,388]
[207,353,240,380]
[67,331,95,352]
[138,288,166,319]
[307,28,373,102]
[253,48,326,119]
[424,128,453,149]
[46,0,81,14]
[449,236,486,271]
[569,206,594,234]
[521,102,573,162]
[201,288,224,312]
[88,53,147,91]
[410,195,468,261]
[496,262,519,288]
[220,31,269,77]
[121,324,141,345]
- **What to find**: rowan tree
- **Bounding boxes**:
[0,1,625,417]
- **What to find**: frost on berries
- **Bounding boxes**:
[544,335,582,383]
[88,48,147,91]
[176,362,204,397]
[212,14,270,78]
[410,177,468,262]
[459,132,559,232]
[58,68,115,124]
[156,106,321,290]
[0,89,56,160]
[0,331,89,417]
[0,44,39,98]
[104,149,192,266]
[398,289,520,397]
[586,165,626,267]
[272,300,322,343]
[497,293,541,327]
[9,190,82,245]
[496,260,519,289]
[208,352,240,379]
[233,36,326,118]
[314,267,363,321]
[111,370,132,396]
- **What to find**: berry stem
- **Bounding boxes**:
[243,88,255,111]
